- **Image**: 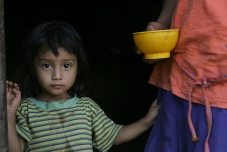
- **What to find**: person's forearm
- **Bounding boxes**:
[114,117,154,145]
[157,0,177,28]
[8,112,23,152]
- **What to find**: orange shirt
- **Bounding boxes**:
[149,0,227,108]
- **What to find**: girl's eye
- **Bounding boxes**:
[43,64,51,68]
[64,64,71,68]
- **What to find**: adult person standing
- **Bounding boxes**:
[136,0,227,151]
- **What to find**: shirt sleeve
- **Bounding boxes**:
[89,99,123,152]
[16,100,32,143]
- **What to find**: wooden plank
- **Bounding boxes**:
[0,0,8,151]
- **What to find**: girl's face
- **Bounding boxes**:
[34,47,77,101]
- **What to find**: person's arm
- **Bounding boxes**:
[156,0,177,28]
[136,0,177,64]
[6,81,25,152]
[148,0,177,30]
[114,99,160,145]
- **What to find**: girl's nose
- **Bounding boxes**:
[52,68,63,80]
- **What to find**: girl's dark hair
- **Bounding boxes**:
[14,20,90,98]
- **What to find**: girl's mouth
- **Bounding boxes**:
[51,85,64,88]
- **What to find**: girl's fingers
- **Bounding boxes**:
[6,81,19,92]
[6,80,9,92]
[8,82,13,92]
[13,88,20,98]
[152,99,158,106]
[151,99,161,109]
[14,83,20,91]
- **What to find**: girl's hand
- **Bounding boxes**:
[6,81,21,113]
[114,99,160,145]
[7,81,24,152]
[144,99,160,125]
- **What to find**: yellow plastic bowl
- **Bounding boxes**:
[133,29,179,59]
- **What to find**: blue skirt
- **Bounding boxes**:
[144,89,227,152]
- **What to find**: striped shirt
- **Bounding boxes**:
[16,96,123,152]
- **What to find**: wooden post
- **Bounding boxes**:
[0,0,8,151]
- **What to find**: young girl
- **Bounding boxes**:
[136,0,227,152]
[7,21,160,152]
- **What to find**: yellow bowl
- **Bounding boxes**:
[133,29,179,59]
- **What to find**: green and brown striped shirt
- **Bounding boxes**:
[16,96,122,152]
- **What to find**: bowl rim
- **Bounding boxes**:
[133,29,179,35]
